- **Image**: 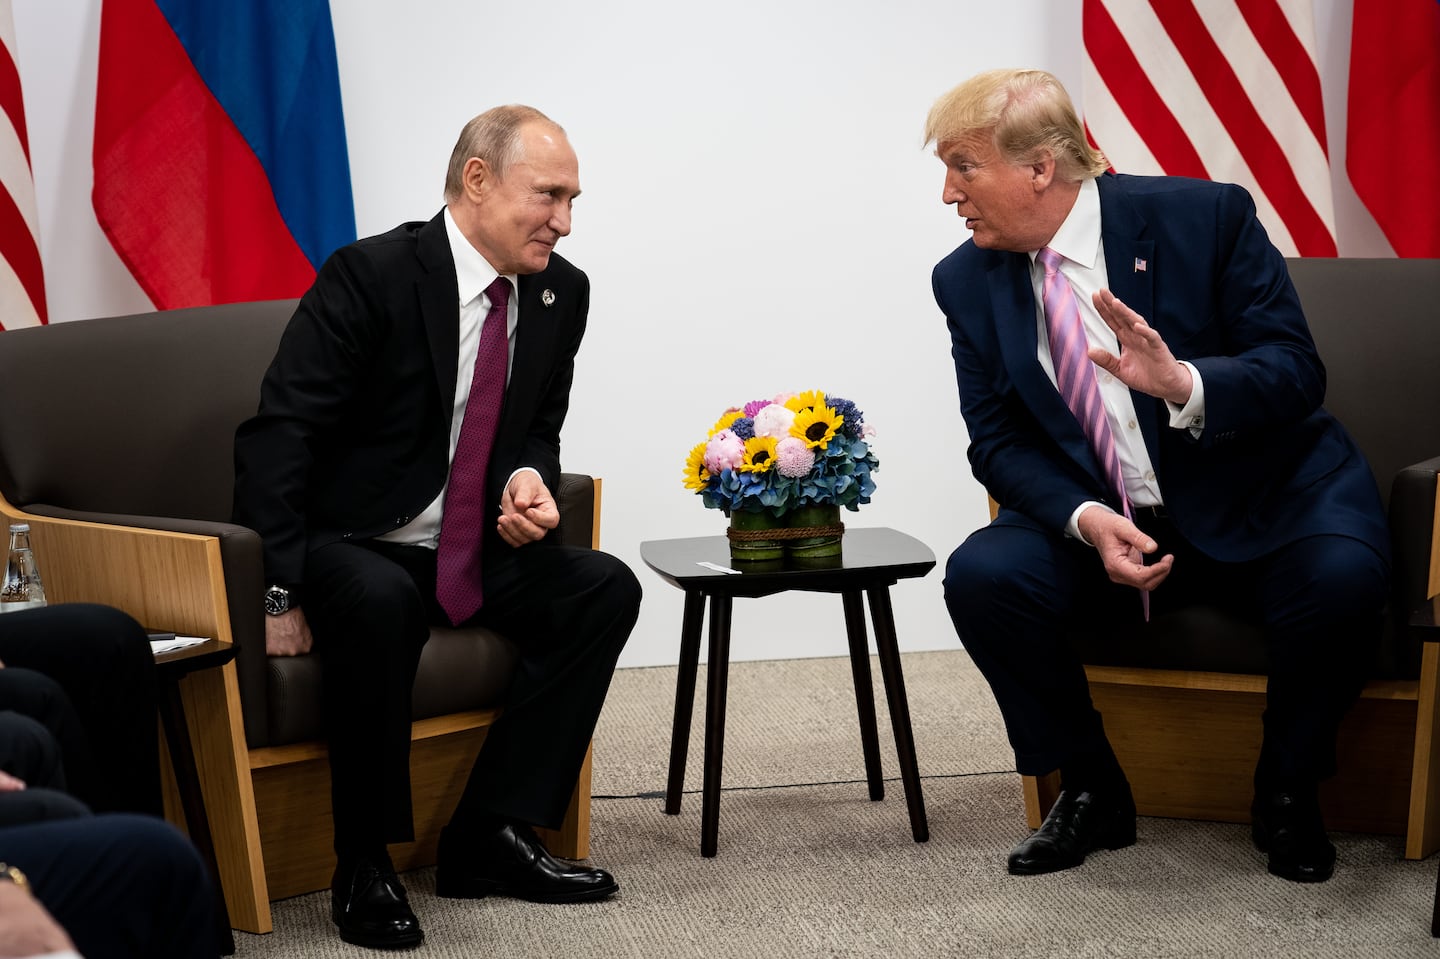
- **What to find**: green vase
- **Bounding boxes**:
[785,504,844,560]
[728,510,785,563]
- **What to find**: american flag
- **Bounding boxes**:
[1082,0,1337,257]
[0,0,45,330]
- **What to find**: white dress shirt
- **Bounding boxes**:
[1030,179,1207,539]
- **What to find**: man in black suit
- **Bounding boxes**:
[234,105,641,949]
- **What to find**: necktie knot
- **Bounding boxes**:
[1037,247,1063,277]
[485,276,510,312]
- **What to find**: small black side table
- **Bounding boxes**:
[154,638,238,956]
[641,527,936,857]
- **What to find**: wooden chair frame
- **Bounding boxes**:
[0,479,601,933]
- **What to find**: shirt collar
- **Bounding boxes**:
[1031,177,1101,270]
[443,207,514,306]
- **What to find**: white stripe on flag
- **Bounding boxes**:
[0,252,41,330]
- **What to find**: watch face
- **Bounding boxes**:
[264,586,290,616]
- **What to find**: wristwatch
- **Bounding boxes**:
[0,862,29,894]
[263,584,300,616]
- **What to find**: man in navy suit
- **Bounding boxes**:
[926,69,1389,883]
[235,105,641,949]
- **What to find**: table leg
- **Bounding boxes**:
[867,586,929,843]
[842,589,884,800]
[157,675,236,954]
[700,594,733,858]
[665,590,706,815]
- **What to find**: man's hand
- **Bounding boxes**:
[0,881,76,958]
[497,471,559,548]
[265,608,313,656]
[1090,289,1193,405]
[1077,505,1174,590]
[0,770,25,793]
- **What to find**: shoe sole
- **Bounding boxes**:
[433,876,620,903]
[332,915,424,950]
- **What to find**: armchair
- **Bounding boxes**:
[1011,257,1440,858]
[0,300,601,932]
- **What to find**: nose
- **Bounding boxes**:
[551,201,572,237]
[942,171,965,206]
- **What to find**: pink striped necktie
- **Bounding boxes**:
[435,276,511,625]
[1037,247,1148,618]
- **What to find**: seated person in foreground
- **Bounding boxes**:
[234,105,641,949]
[925,69,1389,883]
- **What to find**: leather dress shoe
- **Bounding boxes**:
[435,821,619,903]
[1251,790,1336,883]
[1007,786,1137,876]
[331,859,423,949]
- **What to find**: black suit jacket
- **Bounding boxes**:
[234,210,589,586]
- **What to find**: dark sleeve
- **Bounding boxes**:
[514,271,589,497]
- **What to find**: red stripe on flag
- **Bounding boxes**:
[1082,0,1210,179]
[0,182,46,323]
[0,34,28,162]
[1235,0,1328,153]
[1347,0,1440,257]
[1149,1,1336,255]
[93,0,316,309]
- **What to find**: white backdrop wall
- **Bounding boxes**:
[12,1,1389,668]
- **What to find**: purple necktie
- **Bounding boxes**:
[1037,247,1148,618]
[436,276,510,625]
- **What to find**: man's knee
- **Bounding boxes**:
[0,711,64,786]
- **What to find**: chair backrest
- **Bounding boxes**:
[0,300,297,521]
[1287,257,1440,508]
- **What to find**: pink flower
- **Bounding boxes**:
[703,430,745,473]
[753,404,796,439]
[775,437,815,478]
[743,399,771,418]
[771,391,798,406]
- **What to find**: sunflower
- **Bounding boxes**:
[791,404,843,449]
[710,409,743,436]
[784,390,827,415]
[738,435,779,473]
[683,442,710,491]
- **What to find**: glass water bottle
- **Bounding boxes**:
[1,523,47,613]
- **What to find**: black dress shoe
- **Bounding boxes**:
[1007,786,1137,876]
[1251,790,1336,883]
[435,821,619,903]
[331,859,423,949]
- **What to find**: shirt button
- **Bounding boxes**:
[1101,373,1113,384]
[1126,419,1137,431]
[1145,471,1156,482]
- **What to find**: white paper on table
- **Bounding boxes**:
[149,636,209,655]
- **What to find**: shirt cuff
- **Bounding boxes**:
[1166,360,1205,435]
[503,466,543,503]
[1066,500,1113,544]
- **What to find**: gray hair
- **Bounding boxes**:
[443,105,565,201]
[924,69,1107,182]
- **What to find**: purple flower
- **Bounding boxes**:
[703,430,745,473]
[775,437,815,478]
[743,399,772,418]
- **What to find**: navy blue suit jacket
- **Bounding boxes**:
[931,173,1388,564]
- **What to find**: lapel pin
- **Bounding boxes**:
[1134,258,1147,273]
[542,289,555,307]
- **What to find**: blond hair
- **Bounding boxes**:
[924,69,1107,181]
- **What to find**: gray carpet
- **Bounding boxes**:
[232,650,1440,957]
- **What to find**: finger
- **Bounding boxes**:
[1089,346,1121,375]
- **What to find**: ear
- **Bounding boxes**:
[462,156,493,202]
[1029,153,1056,193]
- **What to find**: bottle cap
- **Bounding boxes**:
[8,523,28,533]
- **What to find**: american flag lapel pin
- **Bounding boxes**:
[1134,257,1147,273]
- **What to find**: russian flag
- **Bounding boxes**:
[93,0,355,310]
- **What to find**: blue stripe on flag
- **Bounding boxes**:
[154,0,356,270]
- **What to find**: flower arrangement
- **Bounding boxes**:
[683,390,879,517]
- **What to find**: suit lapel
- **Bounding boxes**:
[415,212,461,406]
[1096,175,1161,453]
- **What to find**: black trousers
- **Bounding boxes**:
[943,513,1388,790]
[304,538,642,855]
[0,813,218,959]
[0,604,162,817]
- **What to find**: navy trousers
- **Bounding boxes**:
[943,513,1388,789]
